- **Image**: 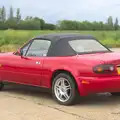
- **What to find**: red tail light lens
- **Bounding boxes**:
[93,64,115,74]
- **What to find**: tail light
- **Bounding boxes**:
[93,64,115,74]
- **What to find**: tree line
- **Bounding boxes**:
[0,6,56,30]
[58,17,119,30]
[0,6,119,30]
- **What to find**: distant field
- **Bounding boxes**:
[0,30,120,52]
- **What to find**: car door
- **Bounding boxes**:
[2,39,51,86]
[21,39,51,86]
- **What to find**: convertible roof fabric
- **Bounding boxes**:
[34,34,96,56]
[35,33,95,42]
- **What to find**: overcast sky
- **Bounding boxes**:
[0,0,120,23]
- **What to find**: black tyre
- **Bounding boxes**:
[0,82,4,91]
[52,73,78,105]
[111,92,120,96]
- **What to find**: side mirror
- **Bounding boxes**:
[16,49,23,56]
[16,49,28,59]
[20,49,23,56]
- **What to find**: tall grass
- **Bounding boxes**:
[0,30,120,52]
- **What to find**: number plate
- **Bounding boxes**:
[117,67,120,75]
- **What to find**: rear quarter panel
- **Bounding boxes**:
[42,55,103,88]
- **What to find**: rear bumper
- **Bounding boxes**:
[77,76,120,96]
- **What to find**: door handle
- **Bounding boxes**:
[36,61,41,64]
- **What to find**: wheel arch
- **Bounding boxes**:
[51,69,78,89]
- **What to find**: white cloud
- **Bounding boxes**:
[0,0,120,23]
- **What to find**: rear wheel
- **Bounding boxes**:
[0,82,4,91]
[111,92,120,96]
[52,73,78,105]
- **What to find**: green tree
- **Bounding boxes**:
[1,6,6,22]
[107,16,114,30]
[34,17,45,30]
[0,8,2,21]
[18,17,40,30]
[16,8,21,24]
[114,18,119,30]
[39,19,45,30]
[25,16,33,20]
[8,6,14,20]
[44,23,56,30]
[0,7,7,29]
[58,20,79,30]
[7,6,18,29]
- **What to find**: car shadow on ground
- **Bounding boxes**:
[3,83,120,106]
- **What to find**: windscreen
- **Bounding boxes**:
[69,39,109,54]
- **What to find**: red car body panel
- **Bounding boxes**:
[1,52,120,96]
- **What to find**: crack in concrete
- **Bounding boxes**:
[2,94,94,120]
[46,105,94,120]
[111,112,120,115]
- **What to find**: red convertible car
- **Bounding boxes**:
[0,33,120,105]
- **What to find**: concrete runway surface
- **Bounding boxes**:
[1,48,120,120]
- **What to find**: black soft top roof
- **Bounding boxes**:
[34,33,96,57]
[35,33,95,42]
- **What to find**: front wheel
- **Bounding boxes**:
[52,73,78,105]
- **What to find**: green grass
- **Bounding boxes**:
[0,30,120,52]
